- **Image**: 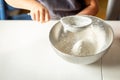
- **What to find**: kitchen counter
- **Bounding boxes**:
[0,20,119,80]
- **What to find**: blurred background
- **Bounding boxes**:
[0,0,108,20]
[96,0,108,19]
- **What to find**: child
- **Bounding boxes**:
[5,0,99,23]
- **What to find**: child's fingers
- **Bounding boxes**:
[45,10,50,22]
[36,10,40,22]
[40,8,45,23]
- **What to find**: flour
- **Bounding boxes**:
[55,24,106,56]
[71,39,97,56]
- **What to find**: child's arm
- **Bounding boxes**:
[77,0,99,16]
[5,0,50,23]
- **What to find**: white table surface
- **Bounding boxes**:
[102,21,120,80]
[0,20,119,80]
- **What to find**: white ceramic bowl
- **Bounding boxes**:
[49,15,114,64]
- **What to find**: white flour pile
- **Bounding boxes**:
[55,25,106,56]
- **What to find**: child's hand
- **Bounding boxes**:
[30,3,50,23]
